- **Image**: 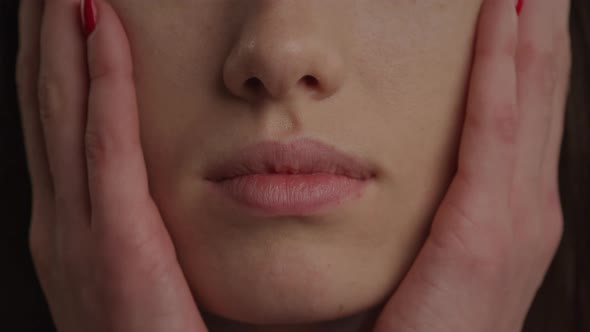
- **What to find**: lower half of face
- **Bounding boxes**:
[112,0,482,325]
[143,100,465,324]
[150,154,458,324]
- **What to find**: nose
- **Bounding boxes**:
[222,2,345,103]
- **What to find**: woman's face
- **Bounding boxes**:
[109,0,481,325]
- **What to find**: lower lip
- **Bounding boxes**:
[207,174,369,217]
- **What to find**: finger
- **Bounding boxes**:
[39,0,91,230]
[16,0,57,297]
[84,0,156,235]
[542,0,572,189]
[16,0,52,203]
[455,0,518,209]
[513,0,559,184]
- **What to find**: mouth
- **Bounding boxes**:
[204,138,378,217]
[205,138,377,182]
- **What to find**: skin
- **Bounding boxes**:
[16,0,571,331]
[97,0,480,324]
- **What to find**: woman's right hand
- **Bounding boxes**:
[16,1,209,331]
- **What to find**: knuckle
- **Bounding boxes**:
[88,45,133,82]
[468,99,519,145]
[476,29,517,62]
[519,37,555,67]
[37,73,64,125]
[85,129,112,167]
[489,101,519,144]
[519,39,557,94]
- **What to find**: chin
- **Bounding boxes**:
[179,237,402,326]
[194,275,390,325]
[156,169,434,327]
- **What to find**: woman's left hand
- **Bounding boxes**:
[373,0,571,331]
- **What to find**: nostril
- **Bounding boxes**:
[245,77,263,92]
[243,75,320,98]
[302,75,319,88]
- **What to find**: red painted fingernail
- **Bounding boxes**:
[516,0,523,15]
[81,0,97,38]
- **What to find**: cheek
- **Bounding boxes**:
[347,0,480,248]
[355,0,479,177]
[111,9,224,182]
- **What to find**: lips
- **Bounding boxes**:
[203,138,377,217]
[204,138,377,182]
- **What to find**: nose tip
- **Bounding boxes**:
[222,30,344,103]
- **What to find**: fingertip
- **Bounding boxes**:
[476,0,519,59]
[85,0,133,81]
[80,0,97,38]
[516,0,524,16]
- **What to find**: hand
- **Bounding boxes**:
[373,0,571,331]
[16,0,209,331]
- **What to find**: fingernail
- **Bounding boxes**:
[80,0,97,38]
[516,0,523,15]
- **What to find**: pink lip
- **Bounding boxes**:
[204,138,377,217]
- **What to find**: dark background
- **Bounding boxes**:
[2,1,589,331]
[2,1,56,331]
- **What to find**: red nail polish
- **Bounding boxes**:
[81,0,97,38]
[516,0,523,15]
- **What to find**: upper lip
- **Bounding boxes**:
[204,138,378,182]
